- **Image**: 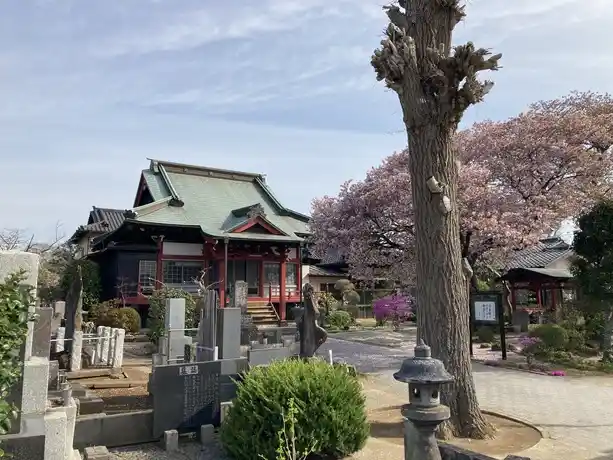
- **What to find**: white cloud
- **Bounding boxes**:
[2,0,613,241]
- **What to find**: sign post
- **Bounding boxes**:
[470,292,506,360]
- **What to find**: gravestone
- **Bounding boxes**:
[64,265,84,354]
[52,301,65,333]
[32,307,53,358]
[298,284,327,358]
[195,290,217,361]
[165,298,186,363]
[231,281,248,313]
[216,308,241,360]
[151,358,248,437]
[0,250,40,434]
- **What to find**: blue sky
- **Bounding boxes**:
[0,0,610,242]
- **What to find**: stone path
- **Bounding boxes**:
[323,336,613,460]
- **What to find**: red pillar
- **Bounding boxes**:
[279,258,287,321]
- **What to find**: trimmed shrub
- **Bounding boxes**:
[147,288,197,344]
[97,307,141,333]
[220,359,369,460]
[529,324,569,350]
[88,299,122,325]
[475,326,495,343]
[327,310,352,330]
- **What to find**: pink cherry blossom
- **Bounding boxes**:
[310,92,613,283]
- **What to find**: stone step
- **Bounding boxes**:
[247,307,275,313]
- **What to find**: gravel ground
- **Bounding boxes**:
[111,439,230,460]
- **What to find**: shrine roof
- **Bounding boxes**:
[123,159,310,242]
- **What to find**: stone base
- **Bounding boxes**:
[77,396,105,416]
[0,431,45,459]
[22,357,51,415]
[163,429,179,452]
[85,445,112,459]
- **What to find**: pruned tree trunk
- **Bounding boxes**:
[371,0,501,439]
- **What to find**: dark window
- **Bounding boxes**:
[264,262,280,285]
[286,263,298,286]
[138,260,157,293]
[162,260,203,285]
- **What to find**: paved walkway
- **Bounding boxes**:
[321,337,613,460]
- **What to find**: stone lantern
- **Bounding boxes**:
[393,339,453,460]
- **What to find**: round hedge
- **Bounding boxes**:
[530,324,569,350]
[220,358,369,460]
[327,310,352,329]
[97,307,141,333]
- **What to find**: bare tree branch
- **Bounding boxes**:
[0,222,65,253]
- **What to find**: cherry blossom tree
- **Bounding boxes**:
[312,91,613,286]
[311,89,613,438]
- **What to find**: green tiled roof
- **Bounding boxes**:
[142,169,170,202]
[131,160,310,242]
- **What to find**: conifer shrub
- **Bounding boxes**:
[220,359,369,460]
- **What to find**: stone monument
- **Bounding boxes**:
[297,283,327,359]
[64,265,83,355]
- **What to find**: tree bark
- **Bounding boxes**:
[407,125,492,439]
[371,0,501,439]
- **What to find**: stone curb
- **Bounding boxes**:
[80,380,148,389]
[482,409,549,440]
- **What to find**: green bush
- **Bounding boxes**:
[475,326,495,343]
[327,310,352,330]
[565,328,586,351]
[88,299,122,325]
[220,359,369,460]
[529,324,569,350]
[343,304,359,322]
[0,271,36,456]
[147,288,197,344]
[97,307,141,333]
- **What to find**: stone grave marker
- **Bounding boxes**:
[64,265,83,354]
[52,301,65,332]
[231,280,248,312]
[165,298,186,363]
[216,307,241,360]
[151,357,248,438]
[195,290,217,361]
[0,250,40,434]
[32,307,53,358]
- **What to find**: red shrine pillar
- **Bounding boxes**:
[279,257,287,321]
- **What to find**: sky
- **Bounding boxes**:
[0,0,611,242]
